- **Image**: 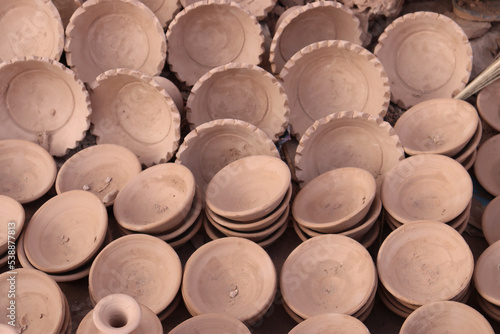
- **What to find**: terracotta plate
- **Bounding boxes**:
[474,134,500,197]
[169,313,251,334]
[477,78,500,132]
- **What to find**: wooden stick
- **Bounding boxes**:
[455,55,500,100]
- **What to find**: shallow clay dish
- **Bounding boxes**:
[89,69,181,167]
[374,11,472,109]
[281,40,390,138]
[65,0,166,84]
[280,234,376,319]
[0,195,24,255]
[292,167,376,233]
[482,196,500,245]
[294,111,404,190]
[382,154,472,224]
[166,0,264,86]
[394,98,479,157]
[474,134,500,197]
[270,1,361,74]
[24,190,108,274]
[186,63,289,141]
[169,313,251,334]
[400,301,494,334]
[206,155,290,221]
[56,144,142,206]
[377,221,474,306]
[114,163,195,234]
[0,58,91,156]
[182,237,276,323]
[477,78,500,132]
[0,268,66,333]
[89,234,182,314]
[288,313,370,334]
[176,119,279,193]
[474,240,500,306]
[0,0,64,62]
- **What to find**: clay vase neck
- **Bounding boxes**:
[93,294,142,334]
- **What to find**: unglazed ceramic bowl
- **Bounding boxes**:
[474,134,500,197]
[175,119,279,193]
[0,57,91,156]
[280,234,377,319]
[168,313,251,334]
[89,69,181,167]
[281,40,390,138]
[382,154,472,224]
[24,190,108,273]
[0,0,64,61]
[114,163,196,234]
[288,313,370,334]
[65,0,166,83]
[89,234,182,314]
[394,98,479,157]
[292,167,376,233]
[400,301,494,334]
[474,240,500,307]
[477,78,500,132]
[374,11,472,108]
[0,195,24,255]
[55,144,142,206]
[270,1,362,74]
[182,237,277,323]
[206,155,290,221]
[294,111,404,191]
[377,221,474,306]
[166,0,264,86]
[482,196,500,245]
[0,268,66,333]
[186,63,289,141]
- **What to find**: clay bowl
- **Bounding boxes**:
[281,41,390,138]
[474,134,500,197]
[400,301,494,334]
[292,167,376,233]
[166,211,204,249]
[394,98,479,157]
[0,0,64,62]
[114,163,195,234]
[0,58,91,156]
[89,69,181,167]
[153,76,184,112]
[270,1,361,74]
[374,11,472,109]
[0,195,25,254]
[23,190,107,274]
[477,78,500,132]
[169,313,251,334]
[182,237,277,323]
[0,268,66,334]
[55,144,142,207]
[176,119,280,193]
[205,183,292,232]
[89,234,182,314]
[166,0,264,86]
[482,196,500,245]
[288,313,369,333]
[206,155,290,221]
[474,240,500,307]
[65,0,166,84]
[294,111,404,191]
[186,63,289,141]
[280,234,377,319]
[382,154,472,224]
[453,119,482,164]
[377,221,474,307]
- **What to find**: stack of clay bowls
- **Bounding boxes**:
[182,237,277,325]
[377,221,474,318]
[474,134,500,197]
[0,268,72,333]
[204,155,291,248]
[474,240,500,322]
[0,195,25,267]
[114,163,204,248]
[381,154,473,233]
[394,98,481,170]
[19,190,109,283]
[292,167,381,248]
[482,197,500,245]
[89,234,183,321]
[280,234,378,323]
